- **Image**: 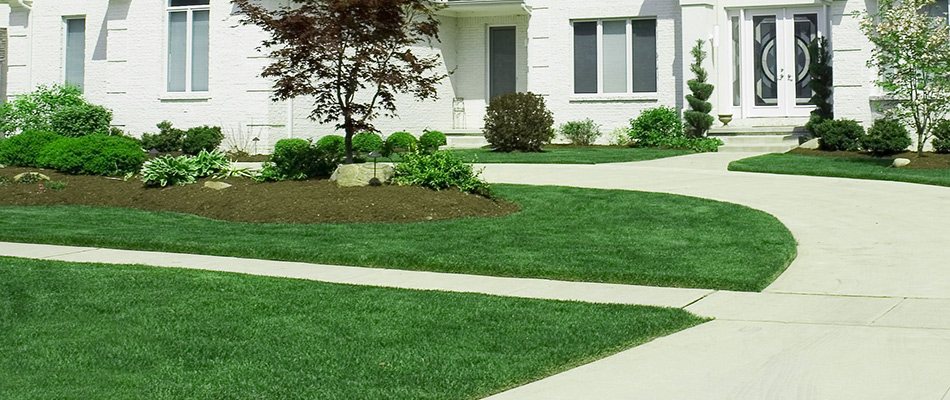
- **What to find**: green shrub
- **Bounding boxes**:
[861,119,911,156]
[628,107,683,147]
[49,103,113,137]
[182,125,224,155]
[559,119,602,146]
[46,181,68,191]
[684,40,715,138]
[352,132,384,154]
[419,130,448,151]
[932,119,950,154]
[0,84,85,134]
[383,131,418,157]
[141,121,185,152]
[260,138,342,181]
[815,119,865,151]
[483,92,555,152]
[315,135,346,156]
[192,149,230,177]
[0,130,61,167]
[39,134,146,176]
[392,150,492,197]
[667,136,724,153]
[141,155,200,187]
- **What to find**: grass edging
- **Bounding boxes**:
[447,146,693,164]
[728,153,950,188]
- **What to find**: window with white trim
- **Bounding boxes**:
[64,17,86,91]
[573,18,657,95]
[167,0,209,92]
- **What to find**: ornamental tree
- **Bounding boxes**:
[232,0,447,164]
[860,0,950,155]
[684,39,714,138]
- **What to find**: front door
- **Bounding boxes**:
[742,8,822,117]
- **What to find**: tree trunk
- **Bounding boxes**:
[919,132,925,156]
[343,115,355,164]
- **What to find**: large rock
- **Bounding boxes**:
[204,181,232,190]
[798,138,820,150]
[330,163,394,187]
[13,172,50,183]
[892,158,911,168]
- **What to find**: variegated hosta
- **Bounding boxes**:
[140,150,233,187]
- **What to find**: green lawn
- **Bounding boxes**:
[728,153,950,187]
[0,257,706,399]
[0,185,797,291]
[448,146,693,164]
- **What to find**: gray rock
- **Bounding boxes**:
[330,163,395,187]
[892,158,911,168]
[203,181,232,190]
[798,138,820,150]
[13,172,50,183]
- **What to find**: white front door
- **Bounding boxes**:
[741,8,823,118]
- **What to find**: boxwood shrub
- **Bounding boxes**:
[49,103,113,137]
[383,131,418,157]
[815,119,865,151]
[419,130,447,151]
[933,119,950,154]
[861,119,911,156]
[315,135,346,157]
[39,134,146,176]
[259,138,342,181]
[141,121,185,152]
[0,130,62,167]
[352,132,384,154]
[182,125,225,155]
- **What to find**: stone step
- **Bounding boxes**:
[714,135,802,145]
[443,129,484,137]
[444,135,489,149]
[710,126,808,136]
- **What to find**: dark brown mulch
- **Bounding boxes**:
[788,148,950,170]
[0,167,520,224]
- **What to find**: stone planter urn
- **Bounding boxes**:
[718,114,734,127]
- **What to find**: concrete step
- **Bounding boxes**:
[717,144,798,153]
[709,126,808,136]
[714,135,801,145]
[443,129,484,137]
[444,135,489,149]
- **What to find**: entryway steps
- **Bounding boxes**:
[444,130,489,149]
[711,125,807,153]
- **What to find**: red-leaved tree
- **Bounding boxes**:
[232,0,446,163]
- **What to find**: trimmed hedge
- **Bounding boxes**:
[815,119,865,151]
[861,119,911,156]
[419,130,448,151]
[0,130,61,167]
[383,132,418,157]
[352,132,384,154]
[38,134,146,176]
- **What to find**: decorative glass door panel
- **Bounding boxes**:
[753,16,778,107]
[794,13,818,106]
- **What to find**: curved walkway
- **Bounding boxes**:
[3,151,950,398]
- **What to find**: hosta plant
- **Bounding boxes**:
[141,155,200,187]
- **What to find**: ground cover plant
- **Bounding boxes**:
[0,180,796,291]
[0,257,705,400]
[449,145,692,164]
[729,151,950,187]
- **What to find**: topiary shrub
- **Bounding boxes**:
[0,130,62,167]
[352,132,384,154]
[259,138,342,181]
[392,149,492,197]
[861,119,911,156]
[141,121,185,152]
[49,103,113,137]
[932,119,950,154]
[483,92,555,152]
[382,131,418,157]
[419,130,447,151]
[806,37,834,137]
[684,40,715,138]
[315,135,346,157]
[628,106,683,147]
[814,119,865,151]
[0,84,86,135]
[181,125,224,155]
[38,134,146,176]
[559,119,602,146]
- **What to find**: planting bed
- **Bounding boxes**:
[788,148,950,169]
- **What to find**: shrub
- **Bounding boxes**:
[141,155,200,187]
[814,119,865,151]
[684,40,715,138]
[0,130,61,167]
[352,132,384,154]
[419,130,448,151]
[141,121,185,152]
[392,150,492,197]
[315,135,346,157]
[47,181,68,191]
[607,127,632,147]
[483,92,555,152]
[260,138,342,181]
[39,134,146,176]
[0,84,85,134]
[182,125,224,155]
[667,136,724,153]
[49,103,113,137]
[382,131,418,157]
[932,119,950,154]
[861,119,911,156]
[628,107,683,147]
[559,119,602,146]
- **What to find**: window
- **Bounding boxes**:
[65,18,85,91]
[573,19,657,95]
[167,0,209,92]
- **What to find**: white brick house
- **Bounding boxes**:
[0,0,914,150]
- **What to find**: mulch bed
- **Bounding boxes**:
[788,148,950,170]
[0,167,520,224]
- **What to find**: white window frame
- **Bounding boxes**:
[165,0,210,94]
[571,18,658,97]
[62,15,86,91]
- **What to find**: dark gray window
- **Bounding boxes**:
[65,18,85,91]
[170,0,210,6]
[489,26,517,100]
[631,19,657,93]
[573,22,597,94]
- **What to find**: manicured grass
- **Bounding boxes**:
[728,153,950,187]
[0,185,797,291]
[0,257,706,399]
[448,146,693,164]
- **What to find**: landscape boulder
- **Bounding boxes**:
[891,158,911,168]
[203,181,233,190]
[13,172,50,183]
[798,138,820,150]
[330,163,394,187]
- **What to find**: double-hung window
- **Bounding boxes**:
[573,19,657,95]
[167,0,210,92]
[64,17,86,91]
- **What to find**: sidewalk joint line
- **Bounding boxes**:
[41,248,101,259]
[681,291,717,309]
[868,297,906,325]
